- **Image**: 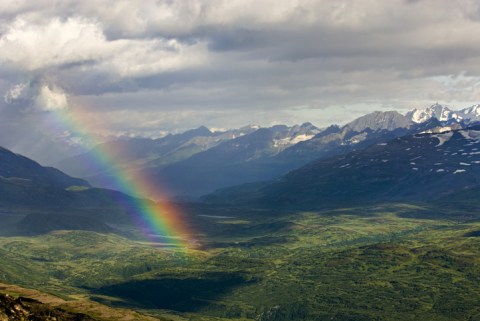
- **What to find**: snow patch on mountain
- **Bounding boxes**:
[348,132,368,144]
[273,134,315,147]
[290,134,316,144]
[272,122,320,149]
[421,126,456,134]
[430,131,454,147]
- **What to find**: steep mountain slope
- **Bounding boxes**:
[0,146,89,189]
[207,125,480,208]
[151,123,320,196]
[0,146,154,236]
[0,176,144,235]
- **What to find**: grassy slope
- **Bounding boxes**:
[1,202,480,320]
[0,283,161,321]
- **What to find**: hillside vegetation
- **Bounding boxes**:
[0,200,480,320]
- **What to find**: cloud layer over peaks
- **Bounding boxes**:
[1,0,480,162]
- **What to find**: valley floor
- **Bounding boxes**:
[1,202,480,320]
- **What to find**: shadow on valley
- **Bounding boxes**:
[92,272,252,312]
[464,230,480,237]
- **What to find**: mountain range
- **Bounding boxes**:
[3,102,480,234]
[206,124,480,208]
[52,103,480,198]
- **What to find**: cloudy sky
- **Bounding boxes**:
[2,0,480,161]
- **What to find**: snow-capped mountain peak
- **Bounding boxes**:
[406,103,454,123]
[458,104,480,119]
[470,104,480,116]
[405,102,480,124]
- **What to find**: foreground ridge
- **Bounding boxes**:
[0,283,162,321]
[0,293,96,321]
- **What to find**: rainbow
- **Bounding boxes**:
[48,104,195,248]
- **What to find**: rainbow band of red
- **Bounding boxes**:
[50,106,194,248]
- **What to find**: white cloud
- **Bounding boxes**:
[0,17,106,70]
[4,82,27,103]
[2,0,480,153]
[99,38,208,77]
[34,84,68,111]
[0,16,208,77]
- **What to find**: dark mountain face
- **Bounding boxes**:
[151,128,285,197]
[150,125,324,197]
[0,175,151,235]
[0,146,89,189]
[0,146,153,236]
[205,126,480,209]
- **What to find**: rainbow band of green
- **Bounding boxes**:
[50,107,193,248]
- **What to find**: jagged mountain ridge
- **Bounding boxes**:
[406,103,480,124]
[55,125,267,180]
[275,111,414,163]
[208,125,480,208]
[60,123,321,197]
[154,111,421,197]
[56,103,480,198]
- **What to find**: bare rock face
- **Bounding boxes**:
[0,293,97,321]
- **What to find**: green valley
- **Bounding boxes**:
[1,201,480,320]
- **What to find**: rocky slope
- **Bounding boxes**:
[0,293,97,321]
